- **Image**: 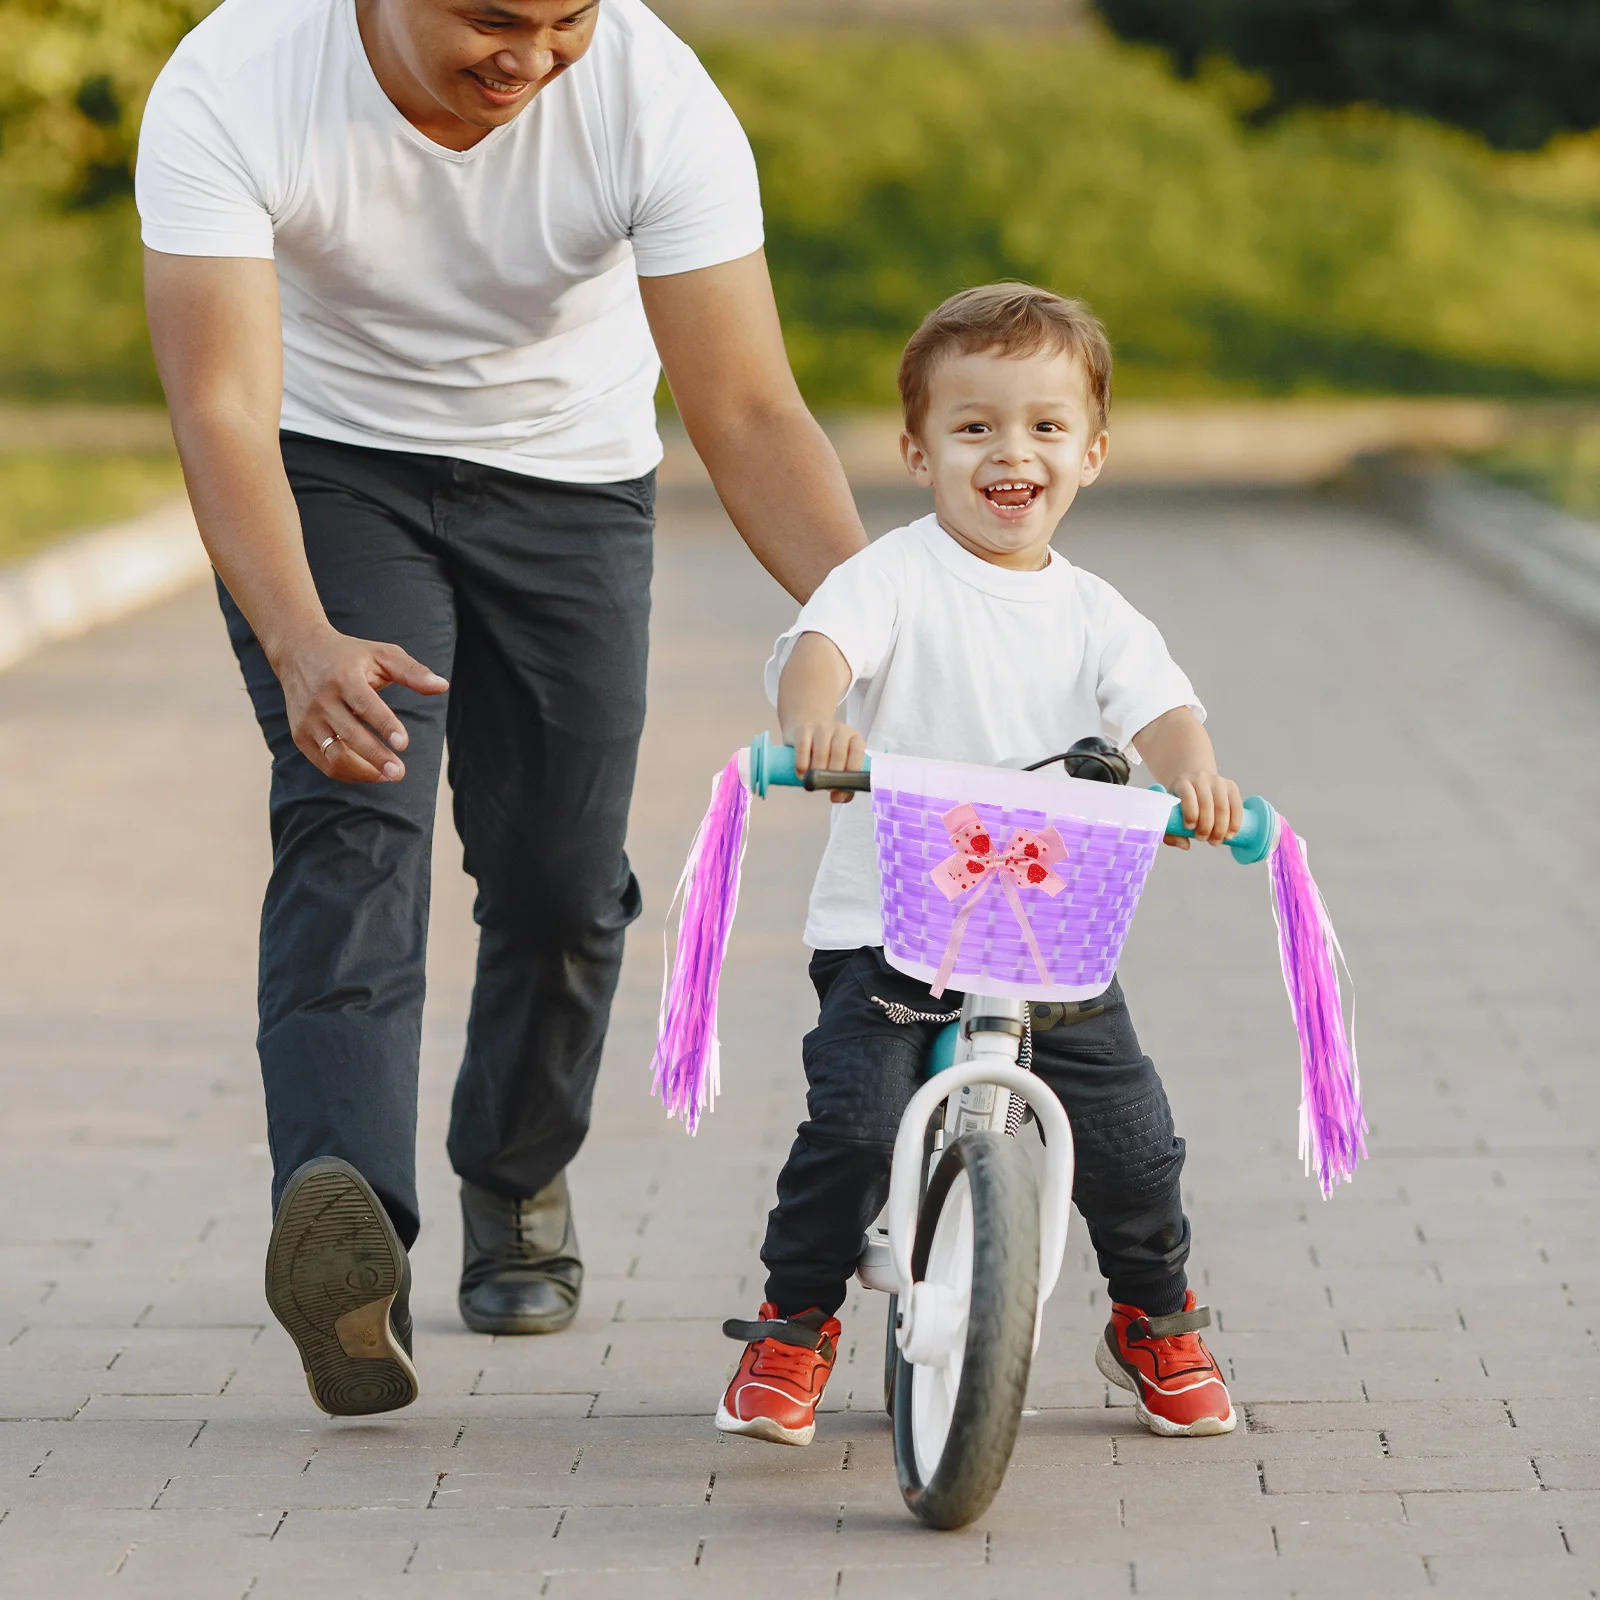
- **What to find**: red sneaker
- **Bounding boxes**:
[715,1303,840,1447]
[1095,1291,1236,1437]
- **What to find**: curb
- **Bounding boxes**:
[0,496,209,674]
[1351,454,1600,642]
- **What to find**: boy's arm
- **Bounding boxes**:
[777,632,865,803]
[1132,707,1243,850]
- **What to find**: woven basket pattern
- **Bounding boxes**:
[874,786,1161,993]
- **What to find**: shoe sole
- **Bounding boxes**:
[714,1398,815,1447]
[1095,1334,1237,1438]
[265,1158,419,1417]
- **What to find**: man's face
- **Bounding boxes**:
[376,0,601,134]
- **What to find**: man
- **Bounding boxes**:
[137,0,865,1416]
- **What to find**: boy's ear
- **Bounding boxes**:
[901,430,933,486]
[1079,428,1110,488]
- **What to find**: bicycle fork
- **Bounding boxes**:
[857,993,1076,1352]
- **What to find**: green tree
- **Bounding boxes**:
[1096,0,1600,152]
[0,0,218,207]
[707,35,1600,405]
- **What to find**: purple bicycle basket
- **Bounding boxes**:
[869,752,1177,1002]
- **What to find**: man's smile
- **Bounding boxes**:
[467,67,533,103]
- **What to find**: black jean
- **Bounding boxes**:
[221,432,653,1248]
[762,948,1191,1319]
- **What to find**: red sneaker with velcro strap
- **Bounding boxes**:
[715,1303,840,1447]
[1095,1290,1237,1437]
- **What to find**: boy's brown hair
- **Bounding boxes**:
[897,283,1113,437]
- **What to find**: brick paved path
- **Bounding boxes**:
[0,484,1596,1597]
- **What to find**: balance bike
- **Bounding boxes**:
[741,734,1279,1529]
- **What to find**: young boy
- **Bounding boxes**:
[715,283,1243,1448]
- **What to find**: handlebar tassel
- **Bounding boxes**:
[650,755,751,1133]
[1268,820,1368,1194]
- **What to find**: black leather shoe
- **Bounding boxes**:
[458,1171,582,1335]
[265,1156,418,1416]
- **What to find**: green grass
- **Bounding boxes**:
[0,452,185,564]
[0,182,160,404]
[1467,421,1600,519]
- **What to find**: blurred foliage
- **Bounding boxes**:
[0,178,161,400]
[1096,0,1600,153]
[2,14,1600,411]
[0,0,218,401]
[0,451,182,561]
[0,0,217,206]
[706,35,1600,408]
[1468,421,1600,518]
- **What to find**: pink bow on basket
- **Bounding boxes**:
[928,803,1069,997]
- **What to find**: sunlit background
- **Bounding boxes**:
[1,0,1598,543]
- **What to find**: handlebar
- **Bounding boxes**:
[740,730,870,796]
[1149,785,1279,865]
[738,732,1280,865]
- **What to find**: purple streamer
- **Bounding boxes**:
[650,757,751,1133]
[1268,820,1367,1195]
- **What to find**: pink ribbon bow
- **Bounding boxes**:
[928,803,1069,997]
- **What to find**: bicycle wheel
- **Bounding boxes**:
[883,1293,899,1416]
[892,1131,1039,1529]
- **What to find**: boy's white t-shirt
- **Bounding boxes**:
[135,0,763,484]
[765,515,1204,952]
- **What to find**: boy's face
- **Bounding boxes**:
[901,347,1109,571]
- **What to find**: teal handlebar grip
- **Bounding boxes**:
[741,731,872,797]
[1150,785,1280,865]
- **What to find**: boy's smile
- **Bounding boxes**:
[901,348,1109,571]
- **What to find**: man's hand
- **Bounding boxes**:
[146,249,453,787]
[783,717,866,804]
[1164,770,1243,850]
[275,625,449,783]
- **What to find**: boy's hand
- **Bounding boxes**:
[786,719,867,804]
[1163,771,1243,849]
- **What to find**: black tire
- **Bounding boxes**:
[884,1293,900,1416]
[893,1132,1039,1530]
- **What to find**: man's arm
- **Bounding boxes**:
[144,249,447,783]
[640,251,866,603]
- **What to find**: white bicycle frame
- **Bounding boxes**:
[855,993,1076,1358]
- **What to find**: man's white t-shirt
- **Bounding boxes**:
[135,0,763,484]
[765,515,1204,951]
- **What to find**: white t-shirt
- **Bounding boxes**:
[135,0,763,484]
[765,515,1204,951]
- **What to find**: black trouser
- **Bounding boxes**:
[762,948,1191,1319]
[221,433,652,1248]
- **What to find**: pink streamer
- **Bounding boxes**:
[1268,820,1367,1195]
[650,757,751,1133]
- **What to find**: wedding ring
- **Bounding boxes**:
[319,734,339,757]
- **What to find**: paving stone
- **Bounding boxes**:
[839,1561,1139,1599]
[0,485,1597,1592]
[1419,1555,1600,1598]
[1132,1555,1436,1599]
